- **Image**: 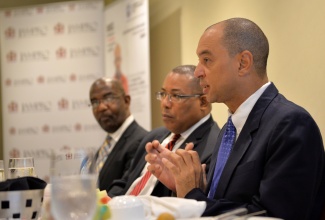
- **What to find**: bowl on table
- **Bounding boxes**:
[0,189,44,219]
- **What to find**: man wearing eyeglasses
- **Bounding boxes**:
[107,64,220,197]
[89,77,148,191]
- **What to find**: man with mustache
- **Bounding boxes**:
[89,77,148,191]
[145,18,325,220]
[107,64,220,197]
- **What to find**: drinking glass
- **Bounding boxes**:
[50,148,97,220]
[7,157,36,179]
[0,160,5,181]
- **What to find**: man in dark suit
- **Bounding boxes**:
[145,18,325,220]
[89,77,148,191]
[107,65,220,197]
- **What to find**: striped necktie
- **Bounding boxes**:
[96,135,112,172]
[129,133,181,196]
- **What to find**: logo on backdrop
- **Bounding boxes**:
[75,123,82,132]
[5,78,12,86]
[37,76,45,84]
[36,7,44,14]
[6,51,17,62]
[42,124,50,133]
[56,47,67,59]
[9,148,20,158]
[54,23,65,34]
[8,101,19,113]
[58,98,69,110]
[69,3,76,11]
[9,127,16,135]
[5,27,15,39]
[4,10,12,17]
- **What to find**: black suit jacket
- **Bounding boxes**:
[107,115,220,197]
[185,83,325,220]
[97,120,148,191]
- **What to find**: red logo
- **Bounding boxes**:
[58,98,69,110]
[54,23,65,34]
[9,127,16,135]
[56,47,66,59]
[5,78,12,86]
[42,124,50,133]
[8,101,18,113]
[5,10,11,17]
[69,4,76,11]
[36,7,44,14]
[37,75,45,84]
[5,27,15,38]
[70,73,77,82]
[6,51,17,62]
[75,123,82,131]
[61,145,71,151]
[9,148,20,158]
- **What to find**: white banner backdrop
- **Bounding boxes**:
[0,0,106,181]
[104,0,151,130]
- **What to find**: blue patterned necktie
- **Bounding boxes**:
[208,116,236,199]
[96,135,112,172]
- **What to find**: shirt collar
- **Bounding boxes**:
[107,115,134,142]
[230,82,271,138]
[180,114,211,140]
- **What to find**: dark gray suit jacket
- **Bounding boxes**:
[107,115,220,197]
[97,120,148,191]
[185,83,325,220]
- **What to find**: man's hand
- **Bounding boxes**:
[145,140,177,191]
[161,148,204,198]
[145,141,207,197]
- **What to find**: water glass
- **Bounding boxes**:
[50,148,97,220]
[7,157,36,179]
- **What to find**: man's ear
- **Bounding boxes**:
[124,94,131,105]
[199,95,209,107]
[238,50,253,76]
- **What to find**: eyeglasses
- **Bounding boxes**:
[155,91,202,103]
[89,95,122,109]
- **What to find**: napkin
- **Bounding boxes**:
[0,176,47,191]
[138,196,206,219]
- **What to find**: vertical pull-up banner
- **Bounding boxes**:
[104,0,151,130]
[0,0,105,181]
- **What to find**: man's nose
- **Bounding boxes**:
[161,94,172,107]
[194,64,204,79]
[97,101,108,111]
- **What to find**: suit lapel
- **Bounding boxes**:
[133,129,170,179]
[214,83,279,197]
[98,121,137,182]
[181,116,214,150]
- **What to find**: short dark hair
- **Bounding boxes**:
[171,65,202,94]
[217,18,269,76]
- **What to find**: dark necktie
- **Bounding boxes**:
[208,116,236,199]
[129,133,181,196]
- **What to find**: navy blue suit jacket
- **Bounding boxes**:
[185,83,325,220]
[107,115,220,197]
